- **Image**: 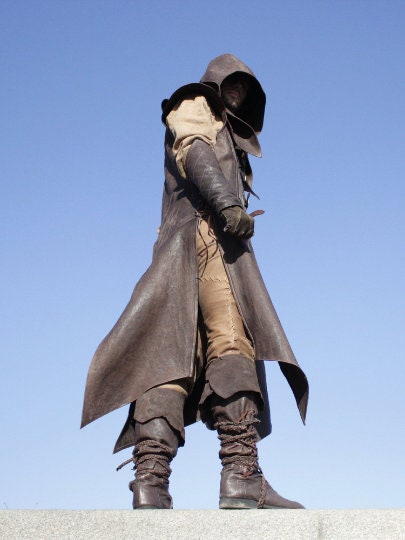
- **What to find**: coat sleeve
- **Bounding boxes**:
[165,95,225,178]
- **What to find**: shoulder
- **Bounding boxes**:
[167,95,217,127]
[161,83,226,125]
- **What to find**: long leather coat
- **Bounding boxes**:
[81,55,308,453]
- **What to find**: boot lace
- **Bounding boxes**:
[116,440,173,480]
[215,410,267,509]
[215,410,260,471]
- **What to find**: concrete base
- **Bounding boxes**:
[1,509,404,539]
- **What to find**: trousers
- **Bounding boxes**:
[197,217,254,364]
[158,216,254,398]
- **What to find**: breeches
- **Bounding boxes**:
[160,217,254,397]
[196,217,254,364]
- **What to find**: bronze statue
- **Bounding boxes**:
[82,54,308,509]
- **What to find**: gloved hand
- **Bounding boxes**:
[220,206,254,239]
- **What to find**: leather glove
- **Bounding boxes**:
[220,206,254,239]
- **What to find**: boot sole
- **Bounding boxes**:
[133,505,171,510]
[219,497,280,510]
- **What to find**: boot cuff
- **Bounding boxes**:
[134,387,186,444]
[200,355,263,405]
[199,355,263,430]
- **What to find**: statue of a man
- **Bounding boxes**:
[82,53,309,510]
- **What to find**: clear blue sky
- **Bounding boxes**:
[1,0,404,510]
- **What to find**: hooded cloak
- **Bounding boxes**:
[81,54,308,453]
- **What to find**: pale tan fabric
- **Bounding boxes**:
[197,217,254,365]
[158,382,189,396]
[166,95,224,177]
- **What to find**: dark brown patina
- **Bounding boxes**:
[81,54,308,454]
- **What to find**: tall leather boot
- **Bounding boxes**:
[129,417,179,509]
[212,392,305,509]
[129,387,186,509]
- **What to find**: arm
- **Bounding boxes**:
[165,95,224,178]
[166,96,254,239]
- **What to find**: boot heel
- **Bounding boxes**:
[219,497,257,509]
